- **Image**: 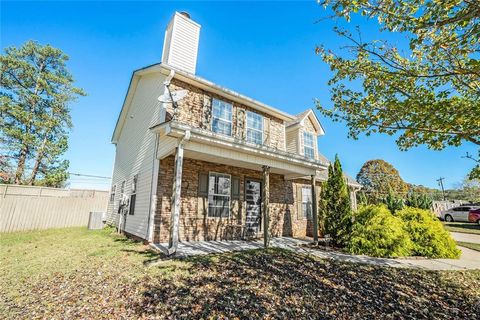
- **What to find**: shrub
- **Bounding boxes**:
[405,193,433,210]
[347,205,412,257]
[321,155,352,245]
[382,189,404,214]
[398,207,460,259]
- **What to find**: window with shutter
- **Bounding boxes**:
[207,172,231,218]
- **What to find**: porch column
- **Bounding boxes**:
[311,175,318,244]
[262,165,270,248]
[168,142,185,254]
[351,189,358,211]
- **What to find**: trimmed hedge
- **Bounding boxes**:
[347,205,412,257]
[398,207,460,259]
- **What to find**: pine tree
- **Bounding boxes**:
[1,41,85,187]
[321,155,352,245]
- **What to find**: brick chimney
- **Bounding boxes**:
[161,12,201,74]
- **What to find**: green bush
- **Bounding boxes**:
[398,207,460,259]
[347,205,412,257]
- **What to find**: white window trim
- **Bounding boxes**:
[207,172,231,218]
[301,186,312,220]
[303,131,315,160]
[211,98,233,136]
[246,110,264,145]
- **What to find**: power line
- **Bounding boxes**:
[68,172,111,180]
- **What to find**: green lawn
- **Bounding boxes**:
[443,222,480,235]
[1,227,479,319]
[457,241,480,252]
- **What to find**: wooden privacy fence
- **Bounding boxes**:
[0,184,109,233]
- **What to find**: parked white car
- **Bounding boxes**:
[440,206,480,222]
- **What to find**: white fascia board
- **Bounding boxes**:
[111,74,141,144]
[164,122,329,170]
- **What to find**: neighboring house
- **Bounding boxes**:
[107,12,361,251]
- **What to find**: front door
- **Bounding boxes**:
[245,179,262,236]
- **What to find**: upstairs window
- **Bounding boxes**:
[212,99,232,136]
[208,172,231,218]
[246,111,263,145]
[303,131,315,160]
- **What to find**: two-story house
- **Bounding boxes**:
[107,12,360,253]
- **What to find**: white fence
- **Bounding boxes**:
[0,184,109,233]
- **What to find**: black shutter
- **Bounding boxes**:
[231,176,240,200]
[129,194,136,215]
[198,172,209,197]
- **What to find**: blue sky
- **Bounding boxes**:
[1,1,476,190]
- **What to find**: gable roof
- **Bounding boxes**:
[286,109,325,136]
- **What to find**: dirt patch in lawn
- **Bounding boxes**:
[1,228,479,319]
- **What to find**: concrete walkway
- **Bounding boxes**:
[451,231,480,244]
[151,237,480,270]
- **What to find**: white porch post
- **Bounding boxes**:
[262,165,270,248]
[351,189,358,211]
[168,141,185,255]
[311,175,318,243]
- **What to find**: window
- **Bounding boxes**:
[208,172,231,218]
[303,131,315,160]
[211,98,232,136]
[120,181,125,194]
[110,185,116,202]
[301,186,312,219]
[129,175,138,215]
[246,111,263,145]
[453,207,470,211]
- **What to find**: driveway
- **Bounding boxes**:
[451,232,480,244]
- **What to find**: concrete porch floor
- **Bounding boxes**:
[150,237,480,270]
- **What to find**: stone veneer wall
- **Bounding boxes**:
[167,79,286,151]
[152,155,318,243]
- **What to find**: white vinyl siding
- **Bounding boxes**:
[246,111,263,145]
[106,73,165,239]
[303,131,315,160]
[161,12,200,74]
[211,98,232,136]
[208,172,231,218]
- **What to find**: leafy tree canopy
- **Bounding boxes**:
[316,0,479,176]
[356,159,409,201]
[0,41,85,187]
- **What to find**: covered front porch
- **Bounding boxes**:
[151,237,309,257]
[151,121,329,254]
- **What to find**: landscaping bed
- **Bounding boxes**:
[1,227,479,319]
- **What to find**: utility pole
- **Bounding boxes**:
[437,177,446,201]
